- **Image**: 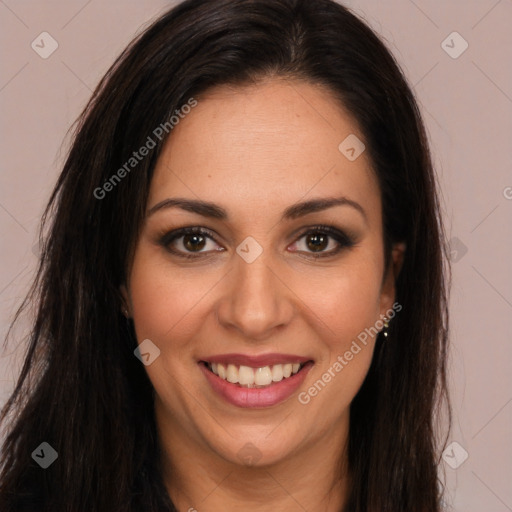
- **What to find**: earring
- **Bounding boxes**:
[382,318,389,338]
[122,307,130,318]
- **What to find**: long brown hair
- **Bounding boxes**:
[0,1,450,510]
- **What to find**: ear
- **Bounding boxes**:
[379,242,406,316]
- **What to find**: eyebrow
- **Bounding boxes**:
[146,196,367,223]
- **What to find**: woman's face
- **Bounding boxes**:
[122,79,401,468]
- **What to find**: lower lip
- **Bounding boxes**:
[199,362,314,408]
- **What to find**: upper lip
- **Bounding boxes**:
[199,353,313,367]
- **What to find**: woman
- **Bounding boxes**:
[0,0,451,510]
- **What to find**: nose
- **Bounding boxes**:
[215,249,295,340]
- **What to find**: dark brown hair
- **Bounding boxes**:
[0,0,450,510]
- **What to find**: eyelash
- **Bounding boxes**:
[158,225,356,260]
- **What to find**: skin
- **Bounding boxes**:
[121,78,405,512]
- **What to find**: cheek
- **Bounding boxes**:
[294,260,383,339]
[289,254,383,397]
[294,266,382,414]
[127,253,215,346]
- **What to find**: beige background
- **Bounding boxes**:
[1,1,511,510]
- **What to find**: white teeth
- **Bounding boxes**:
[272,364,283,382]
[207,361,305,388]
[226,364,238,383]
[254,366,272,386]
[238,365,255,386]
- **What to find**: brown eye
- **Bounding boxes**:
[159,227,223,259]
[290,225,355,258]
[183,233,207,252]
[306,233,329,252]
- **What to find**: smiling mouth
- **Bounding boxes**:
[200,361,311,388]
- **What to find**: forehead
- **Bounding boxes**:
[148,79,381,222]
